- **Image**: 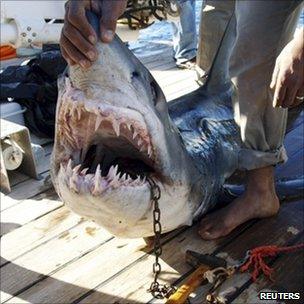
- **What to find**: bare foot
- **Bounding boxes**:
[199,166,280,240]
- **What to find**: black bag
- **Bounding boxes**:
[0,45,67,138]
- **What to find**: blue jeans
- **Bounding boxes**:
[172,0,198,64]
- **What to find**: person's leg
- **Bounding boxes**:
[200,166,279,239]
[172,0,198,65]
[196,0,235,82]
[199,0,303,240]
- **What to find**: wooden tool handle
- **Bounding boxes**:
[166,265,210,304]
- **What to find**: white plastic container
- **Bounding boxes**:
[0,102,26,125]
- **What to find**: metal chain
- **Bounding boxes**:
[147,177,176,300]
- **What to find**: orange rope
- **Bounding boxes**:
[0,45,17,60]
[240,243,304,281]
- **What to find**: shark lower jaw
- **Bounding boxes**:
[55,79,169,197]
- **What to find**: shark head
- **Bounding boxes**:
[51,12,203,238]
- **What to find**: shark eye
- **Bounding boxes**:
[131,71,139,79]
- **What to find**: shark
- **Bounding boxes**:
[51,12,303,238]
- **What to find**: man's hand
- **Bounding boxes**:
[271,28,304,108]
[60,0,128,68]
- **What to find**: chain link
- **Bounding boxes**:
[147,177,176,300]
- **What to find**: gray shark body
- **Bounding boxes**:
[51,12,302,238]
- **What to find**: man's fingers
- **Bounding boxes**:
[61,34,92,69]
[99,0,127,43]
[62,23,97,61]
[270,62,279,89]
[273,77,286,108]
[99,13,117,43]
[68,2,97,44]
[60,45,76,66]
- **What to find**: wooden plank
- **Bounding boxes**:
[42,142,53,155]
[163,79,198,98]
[0,193,17,213]
[4,229,185,304]
[1,221,113,303]
[149,61,177,72]
[0,189,61,236]
[151,67,196,82]
[153,70,198,90]
[153,73,196,92]
[8,171,53,201]
[76,223,254,304]
[147,60,176,72]
[4,237,147,304]
[189,200,304,303]
[29,134,53,146]
[232,234,304,304]
[153,72,198,94]
[1,292,14,304]
[8,172,36,190]
[160,78,197,95]
[1,206,82,266]
[166,84,199,102]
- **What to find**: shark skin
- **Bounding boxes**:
[51,12,303,238]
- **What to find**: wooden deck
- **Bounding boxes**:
[1,50,303,304]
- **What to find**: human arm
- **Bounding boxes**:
[60,0,128,68]
[271,27,304,108]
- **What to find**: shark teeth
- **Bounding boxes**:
[80,168,89,175]
[76,107,82,120]
[95,116,103,131]
[147,145,152,158]
[112,120,120,136]
[61,83,156,164]
[67,159,73,176]
[120,173,127,182]
[134,175,141,184]
[92,164,102,195]
[63,159,149,196]
[107,164,119,180]
[132,131,138,140]
[69,170,80,193]
[131,175,146,186]
[73,164,81,173]
[61,102,155,161]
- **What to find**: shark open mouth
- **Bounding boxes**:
[58,79,158,195]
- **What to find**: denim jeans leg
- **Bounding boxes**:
[172,0,198,64]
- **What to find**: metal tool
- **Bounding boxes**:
[166,250,227,304]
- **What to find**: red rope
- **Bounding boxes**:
[240,243,304,281]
